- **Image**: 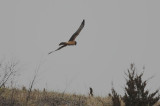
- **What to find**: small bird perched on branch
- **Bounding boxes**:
[48,19,85,54]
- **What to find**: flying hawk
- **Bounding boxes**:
[48,19,85,54]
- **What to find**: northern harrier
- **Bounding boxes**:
[48,19,85,54]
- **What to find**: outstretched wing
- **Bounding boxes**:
[69,19,85,41]
[48,45,67,55]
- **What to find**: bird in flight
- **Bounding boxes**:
[48,19,85,54]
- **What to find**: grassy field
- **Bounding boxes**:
[0,87,160,106]
[0,87,114,106]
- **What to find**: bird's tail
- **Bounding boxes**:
[59,42,66,46]
[48,51,55,55]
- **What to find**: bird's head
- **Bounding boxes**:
[75,41,77,45]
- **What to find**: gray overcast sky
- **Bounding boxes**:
[0,0,160,96]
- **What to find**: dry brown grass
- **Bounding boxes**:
[0,87,113,106]
[0,87,159,106]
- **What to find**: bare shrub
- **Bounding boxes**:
[0,58,20,97]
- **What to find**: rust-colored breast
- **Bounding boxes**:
[67,41,76,45]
